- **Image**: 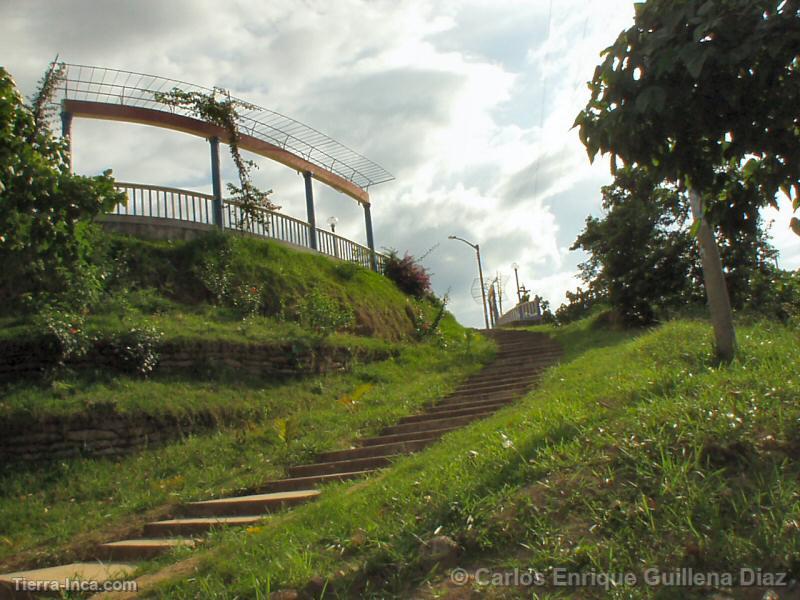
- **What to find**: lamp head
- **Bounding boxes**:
[512,262,519,270]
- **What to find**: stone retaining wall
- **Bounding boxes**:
[0,338,389,380]
[0,340,393,462]
[0,410,220,462]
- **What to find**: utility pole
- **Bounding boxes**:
[448,235,490,329]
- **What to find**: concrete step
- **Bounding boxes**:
[181,489,320,517]
[0,562,137,597]
[382,412,490,436]
[490,342,556,354]
[399,403,506,423]
[464,364,551,382]
[427,397,513,414]
[452,379,530,394]
[144,515,264,537]
[288,455,396,478]
[491,354,561,368]
[358,427,459,447]
[438,389,522,405]
[445,387,529,403]
[257,470,374,494]
[317,438,434,462]
[97,538,197,561]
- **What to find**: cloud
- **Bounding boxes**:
[4,1,794,329]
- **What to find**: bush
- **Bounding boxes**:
[413,296,449,345]
[743,268,800,323]
[33,304,91,366]
[105,324,162,375]
[333,260,361,281]
[297,288,353,336]
[0,66,124,309]
[382,250,432,299]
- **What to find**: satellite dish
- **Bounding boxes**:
[470,277,487,304]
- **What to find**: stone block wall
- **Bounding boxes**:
[0,340,393,462]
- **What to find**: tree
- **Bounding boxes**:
[570,165,777,324]
[0,66,123,307]
[574,0,800,361]
[572,167,699,325]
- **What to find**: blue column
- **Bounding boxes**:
[363,202,377,271]
[209,137,224,229]
[304,171,318,250]
[61,110,73,172]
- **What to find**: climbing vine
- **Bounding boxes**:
[29,58,66,140]
[154,87,279,231]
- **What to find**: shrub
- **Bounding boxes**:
[0,66,124,309]
[106,324,162,375]
[743,268,800,323]
[33,303,91,366]
[297,288,353,336]
[413,296,449,345]
[333,260,361,281]
[382,250,432,299]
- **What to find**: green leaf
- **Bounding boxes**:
[689,219,701,238]
[685,50,708,79]
[697,0,715,17]
[742,158,759,180]
[790,217,800,238]
[635,86,666,113]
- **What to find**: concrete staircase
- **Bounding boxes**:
[0,329,560,597]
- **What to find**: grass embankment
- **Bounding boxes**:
[0,231,494,570]
[146,316,799,599]
[0,232,432,422]
[0,318,493,569]
[0,231,426,347]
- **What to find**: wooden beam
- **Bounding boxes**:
[63,99,370,204]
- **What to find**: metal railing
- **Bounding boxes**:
[54,63,394,191]
[496,300,542,327]
[111,182,385,271]
[110,182,215,223]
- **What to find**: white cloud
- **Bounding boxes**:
[3,0,796,328]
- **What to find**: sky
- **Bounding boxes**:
[2,0,799,327]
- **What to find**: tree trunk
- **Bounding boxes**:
[689,187,737,362]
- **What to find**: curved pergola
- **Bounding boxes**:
[54,63,393,266]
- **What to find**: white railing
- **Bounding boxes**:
[496,300,542,327]
[111,182,385,271]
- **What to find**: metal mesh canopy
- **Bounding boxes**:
[53,63,394,191]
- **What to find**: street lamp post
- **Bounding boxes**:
[448,235,490,329]
[327,216,339,258]
[512,262,521,303]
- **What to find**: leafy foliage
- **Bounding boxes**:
[296,287,354,336]
[574,0,800,230]
[554,287,606,326]
[32,303,91,366]
[568,167,781,324]
[153,88,279,230]
[382,250,432,299]
[572,167,700,325]
[413,295,449,343]
[0,66,124,308]
[104,324,162,375]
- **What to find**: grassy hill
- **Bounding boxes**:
[138,314,799,599]
[0,232,496,571]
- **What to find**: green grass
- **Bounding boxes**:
[0,231,440,421]
[0,322,494,569]
[143,316,800,599]
[0,329,393,422]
